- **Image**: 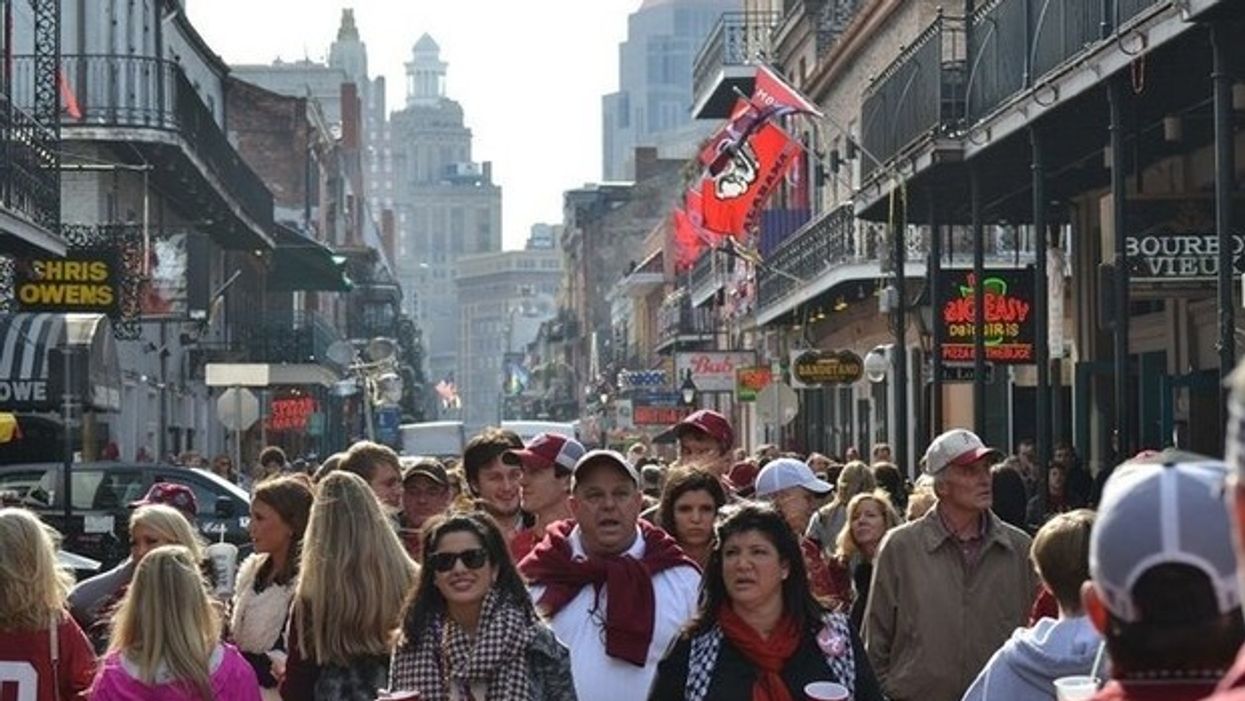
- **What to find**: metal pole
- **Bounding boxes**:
[1108,78,1131,460]
[892,198,909,473]
[1213,23,1236,384]
[62,348,75,526]
[971,163,987,435]
[363,380,376,441]
[929,193,944,437]
[1032,126,1050,514]
[232,387,242,480]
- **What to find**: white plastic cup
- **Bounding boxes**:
[1053,676,1099,701]
[204,541,239,597]
[375,691,421,701]
[804,681,850,701]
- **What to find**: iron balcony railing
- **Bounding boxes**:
[692,11,781,110]
[244,311,343,366]
[12,54,273,232]
[860,14,967,182]
[0,94,59,232]
[756,206,1039,312]
[966,0,1166,121]
[657,293,714,346]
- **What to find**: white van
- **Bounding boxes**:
[400,421,467,458]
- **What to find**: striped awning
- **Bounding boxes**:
[0,313,121,413]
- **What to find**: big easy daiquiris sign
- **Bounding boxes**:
[937,268,1035,365]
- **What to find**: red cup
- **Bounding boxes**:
[805,681,850,701]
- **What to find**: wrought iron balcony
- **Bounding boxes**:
[692,11,781,119]
[965,0,1166,122]
[244,311,343,367]
[656,292,714,353]
[0,95,60,236]
[12,54,273,235]
[860,14,966,182]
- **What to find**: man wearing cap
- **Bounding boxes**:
[673,409,735,485]
[504,433,585,561]
[1201,371,1245,701]
[519,450,701,701]
[863,428,1036,701]
[398,457,452,561]
[1079,452,1242,701]
[754,457,850,611]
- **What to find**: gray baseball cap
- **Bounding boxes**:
[1090,450,1239,623]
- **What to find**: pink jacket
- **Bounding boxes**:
[90,642,261,701]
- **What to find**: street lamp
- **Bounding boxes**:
[680,369,698,406]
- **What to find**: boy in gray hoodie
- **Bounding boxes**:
[963,509,1101,701]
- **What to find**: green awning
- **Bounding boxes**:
[269,224,353,292]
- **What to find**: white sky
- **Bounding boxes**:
[188,0,642,250]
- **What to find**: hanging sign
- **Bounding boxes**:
[1125,232,1245,282]
[676,351,756,393]
[735,366,772,402]
[789,349,863,388]
[937,268,1035,365]
[267,395,316,432]
[14,252,120,315]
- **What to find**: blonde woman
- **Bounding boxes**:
[0,507,97,701]
[70,503,206,653]
[280,471,418,701]
[806,460,876,548]
[832,490,902,630]
[91,545,260,700]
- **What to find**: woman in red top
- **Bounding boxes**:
[0,507,97,701]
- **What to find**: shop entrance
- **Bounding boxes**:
[1160,369,1223,457]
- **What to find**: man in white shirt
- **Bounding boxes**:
[519,449,701,701]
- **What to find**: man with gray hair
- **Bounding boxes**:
[864,428,1036,701]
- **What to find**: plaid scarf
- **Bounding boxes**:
[394,589,536,701]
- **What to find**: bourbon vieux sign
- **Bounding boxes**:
[1124,232,1245,282]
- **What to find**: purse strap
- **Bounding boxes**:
[49,613,61,701]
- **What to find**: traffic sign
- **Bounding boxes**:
[756,382,799,427]
[217,388,259,431]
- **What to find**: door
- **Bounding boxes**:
[1161,369,1223,456]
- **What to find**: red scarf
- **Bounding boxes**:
[717,603,801,701]
[518,519,697,666]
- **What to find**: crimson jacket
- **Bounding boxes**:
[0,613,96,701]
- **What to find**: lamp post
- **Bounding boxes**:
[680,369,698,407]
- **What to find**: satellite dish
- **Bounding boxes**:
[366,337,397,362]
[756,382,799,427]
[326,340,356,366]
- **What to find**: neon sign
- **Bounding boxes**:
[937,269,1035,365]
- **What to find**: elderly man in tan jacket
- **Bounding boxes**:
[863,428,1037,701]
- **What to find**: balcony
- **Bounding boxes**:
[860,14,966,183]
[12,54,274,248]
[692,11,781,120]
[0,95,63,254]
[689,248,737,307]
[655,292,715,354]
[757,204,863,312]
[244,311,344,367]
[965,0,1166,122]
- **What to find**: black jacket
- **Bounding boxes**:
[647,621,886,701]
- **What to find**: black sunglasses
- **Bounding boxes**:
[429,548,489,573]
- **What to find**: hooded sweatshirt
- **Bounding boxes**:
[962,616,1101,701]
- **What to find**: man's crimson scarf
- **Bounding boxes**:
[518,519,698,666]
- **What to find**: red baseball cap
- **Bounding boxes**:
[502,433,586,476]
[673,409,734,448]
[129,482,198,519]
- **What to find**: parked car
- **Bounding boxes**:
[0,461,252,571]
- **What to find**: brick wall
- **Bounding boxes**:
[226,77,309,212]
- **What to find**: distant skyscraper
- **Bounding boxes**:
[601,0,734,181]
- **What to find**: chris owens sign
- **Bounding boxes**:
[15,252,120,315]
[938,269,1035,365]
[1125,232,1245,281]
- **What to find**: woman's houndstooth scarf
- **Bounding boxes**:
[392,588,537,700]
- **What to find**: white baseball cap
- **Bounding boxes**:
[922,428,1002,475]
[754,458,833,497]
[1090,450,1239,623]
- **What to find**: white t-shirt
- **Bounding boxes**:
[529,525,700,701]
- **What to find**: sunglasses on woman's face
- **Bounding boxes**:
[429,548,489,573]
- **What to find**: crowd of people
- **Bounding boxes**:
[9,382,1245,700]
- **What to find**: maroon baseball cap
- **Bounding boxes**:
[129,482,198,519]
[673,409,734,447]
[502,433,586,476]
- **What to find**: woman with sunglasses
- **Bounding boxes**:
[388,511,576,700]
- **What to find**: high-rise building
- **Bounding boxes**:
[387,35,503,408]
[601,0,735,181]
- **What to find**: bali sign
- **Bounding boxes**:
[14,252,120,316]
[789,349,864,388]
[937,268,1035,365]
[676,351,757,393]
